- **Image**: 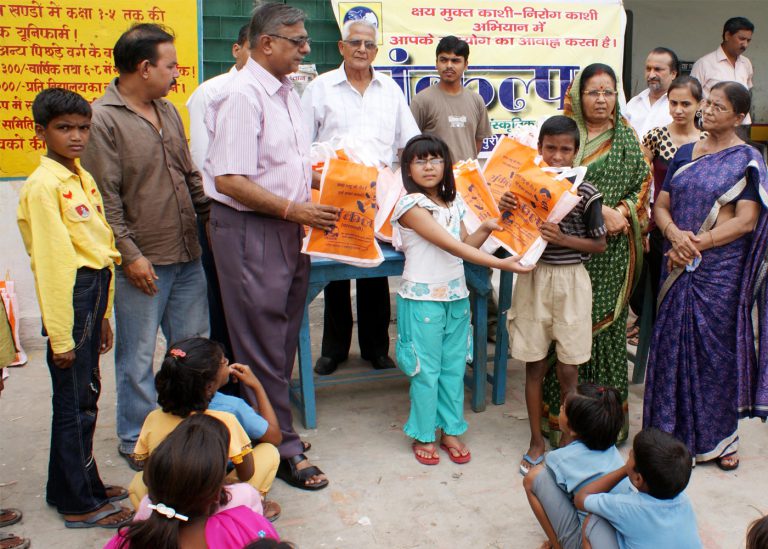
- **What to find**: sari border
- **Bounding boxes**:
[695,431,738,463]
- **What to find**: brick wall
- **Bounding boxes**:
[201,0,342,79]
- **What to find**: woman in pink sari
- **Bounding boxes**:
[105,415,278,548]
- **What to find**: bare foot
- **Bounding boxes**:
[64,503,133,526]
[413,442,439,461]
[295,457,327,486]
[718,452,739,470]
[538,541,553,549]
[440,435,470,459]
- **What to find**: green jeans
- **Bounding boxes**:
[396,296,471,442]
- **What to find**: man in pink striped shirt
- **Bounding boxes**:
[205,3,338,491]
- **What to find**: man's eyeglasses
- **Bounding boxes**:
[583,89,618,99]
[702,100,731,114]
[412,158,445,167]
[343,39,377,51]
[268,34,311,48]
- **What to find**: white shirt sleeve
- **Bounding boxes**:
[300,82,319,143]
[186,87,209,171]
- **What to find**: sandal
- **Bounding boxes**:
[717,452,739,471]
[302,440,312,453]
[276,454,329,491]
[262,500,281,523]
[412,442,439,465]
[118,448,144,472]
[439,443,471,465]
[64,502,134,529]
[0,509,22,528]
[519,453,544,476]
[0,533,30,549]
[104,485,129,503]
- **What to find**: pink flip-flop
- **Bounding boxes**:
[440,443,471,464]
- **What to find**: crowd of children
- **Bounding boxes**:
[13,76,768,548]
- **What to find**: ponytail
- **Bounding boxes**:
[565,383,623,450]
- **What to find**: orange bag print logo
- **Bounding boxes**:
[303,157,384,267]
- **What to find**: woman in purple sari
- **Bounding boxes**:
[643,82,768,471]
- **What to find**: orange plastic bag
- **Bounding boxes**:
[373,167,404,243]
[303,157,383,267]
[482,136,581,265]
[453,159,501,254]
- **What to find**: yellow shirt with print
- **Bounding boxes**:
[17,156,121,354]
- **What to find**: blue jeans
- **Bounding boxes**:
[46,268,111,514]
[114,259,209,453]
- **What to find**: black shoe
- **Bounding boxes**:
[314,356,340,375]
[370,355,396,370]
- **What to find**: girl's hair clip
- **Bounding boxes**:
[169,348,186,358]
[148,502,189,522]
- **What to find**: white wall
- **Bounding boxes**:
[624,0,766,121]
[1,181,39,326]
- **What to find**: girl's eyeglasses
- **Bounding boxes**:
[412,158,445,167]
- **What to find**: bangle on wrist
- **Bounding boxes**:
[282,201,293,220]
[662,220,674,238]
[709,231,716,248]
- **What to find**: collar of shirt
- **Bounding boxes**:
[243,57,295,97]
[715,45,749,68]
[99,78,172,117]
[39,155,84,183]
[328,62,383,89]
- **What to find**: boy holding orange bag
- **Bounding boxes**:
[501,116,608,476]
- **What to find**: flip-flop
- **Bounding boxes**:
[64,502,134,529]
[439,443,471,464]
[0,532,30,549]
[276,454,329,491]
[104,485,129,503]
[0,509,22,528]
[716,452,739,471]
[412,443,439,465]
[519,453,545,476]
[263,500,281,523]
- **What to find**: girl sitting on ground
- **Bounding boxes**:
[392,134,534,465]
[523,384,630,549]
[128,338,280,520]
[106,414,279,548]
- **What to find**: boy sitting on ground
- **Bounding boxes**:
[575,428,702,548]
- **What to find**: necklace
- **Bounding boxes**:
[425,194,453,225]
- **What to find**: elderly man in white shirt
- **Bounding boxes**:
[302,18,420,376]
[625,47,678,138]
[691,16,754,126]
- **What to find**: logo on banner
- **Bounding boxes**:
[339,3,384,44]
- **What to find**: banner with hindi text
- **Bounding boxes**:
[0,0,200,178]
[330,0,624,156]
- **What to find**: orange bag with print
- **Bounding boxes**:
[453,159,501,254]
[482,136,582,265]
[302,157,383,267]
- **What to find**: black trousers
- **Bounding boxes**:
[321,277,391,361]
[629,227,664,321]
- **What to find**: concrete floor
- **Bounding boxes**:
[1,297,767,548]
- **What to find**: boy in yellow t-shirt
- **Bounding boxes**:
[17,88,131,529]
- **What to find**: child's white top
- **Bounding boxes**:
[392,193,469,301]
[584,491,702,549]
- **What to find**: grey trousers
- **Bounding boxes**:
[210,202,309,458]
[532,467,619,549]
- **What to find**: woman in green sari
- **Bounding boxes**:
[543,63,651,445]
